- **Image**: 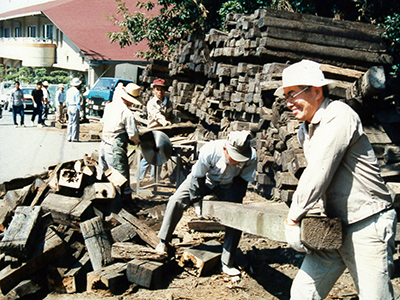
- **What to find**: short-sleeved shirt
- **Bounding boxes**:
[31,89,43,105]
[11,88,24,106]
[191,139,257,188]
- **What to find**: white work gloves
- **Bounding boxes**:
[33,103,37,108]
[284,220,311,253]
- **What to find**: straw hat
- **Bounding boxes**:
[70,77,82,86]
[121,83,142,105]
[274,60,334,98]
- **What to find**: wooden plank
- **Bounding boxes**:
[86,262,128,295]
[0,206,41,259]
[104,167,127,188]
[259,36,392,65]
[110,223,137,243]
[300,217,342,251]
[126,259,164,289]
[187,219,226,232]
[119,209,160,249]
[3,279,42,300]
[41,193,93,226]
[0,227,66,295]
[81,183,116,201]
[0,171,48,199]
[202,201,288,242]
[62,252,92,294]
[178,240,222,276]
[111,242,167,261]
[80,216,112,271]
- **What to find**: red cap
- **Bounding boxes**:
[152,78,166,87]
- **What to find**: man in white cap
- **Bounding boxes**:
[99,82,141,196]
[276,60,396,299]
[155,130,257,276]
[66,77,82,142]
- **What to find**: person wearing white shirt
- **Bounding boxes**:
[155,130,257,276]
[55,84,65,122]
[99,83,141,195]
[65,78,82,142]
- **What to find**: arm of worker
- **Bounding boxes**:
[125,112,140,145]
[288,102,358,223]
[188,147,212,202]
[147,101,171,127]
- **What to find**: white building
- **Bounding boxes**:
[0,0,150,87]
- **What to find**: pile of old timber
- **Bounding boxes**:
[0,153,184,298]
[142,8,400,201]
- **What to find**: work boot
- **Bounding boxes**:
[221,262,240,276]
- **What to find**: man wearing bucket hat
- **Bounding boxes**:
[277,60,396,299]
[137,78,176,184]
[155,130,257,276]
[66,77,82,142]
[99,82,141,196]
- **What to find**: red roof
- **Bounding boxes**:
[0,0,158,62]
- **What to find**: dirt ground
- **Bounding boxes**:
[37,120,400,300]
[39,188,400,300]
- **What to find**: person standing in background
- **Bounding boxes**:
[31,82,44,127]
[10,81,25,127]
[55,84,65,123]
[65,77,82,142]
[42,81,50,122]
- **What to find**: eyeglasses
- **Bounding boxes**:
[284,87,309,104]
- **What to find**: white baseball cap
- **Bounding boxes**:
[274,60,334,98]
[225,130,252,162]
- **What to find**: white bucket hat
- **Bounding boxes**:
[274,60,334,98]
[70,77,82,86]
[225,130,252,162]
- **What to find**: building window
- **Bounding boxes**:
[14,27,21,37]
[28,26,36,38]
[43,24,53,40]
[4,28,11,37]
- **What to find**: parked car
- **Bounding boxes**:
[20,86,35,113]
[0,81,14,110]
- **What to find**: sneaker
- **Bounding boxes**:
[14,125,18,128]
[31,121,34,126]
[155,241,168,254]
[221,262,241,276]
[21,125,26,127]
[37,124,43,128]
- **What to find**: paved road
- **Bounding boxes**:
[0,110,100,183]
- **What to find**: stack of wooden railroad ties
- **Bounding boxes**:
[0,7,400,299]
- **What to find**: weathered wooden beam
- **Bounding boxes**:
[126,259,164,289]
[119,209,160,249]
[202,201,288,242]
[111,242,167,261]
[179,240,222,276]
[86,262,128,295]
[0,206,41,259]
[0,227,67,295]
[300,217,342,251]
[80,216,112,271]
[62,252,92,294]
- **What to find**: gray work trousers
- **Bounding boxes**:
[291,208,397,300]
[158,173,248,266]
